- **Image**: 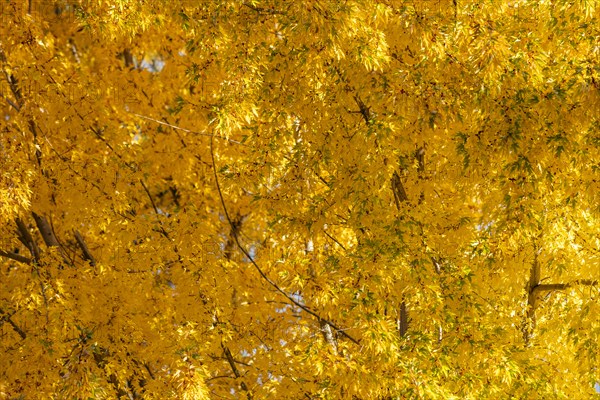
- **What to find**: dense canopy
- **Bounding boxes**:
[1,0,599,398]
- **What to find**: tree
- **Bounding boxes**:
[1,0,598,398]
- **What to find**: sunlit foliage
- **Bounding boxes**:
[1,0,598,398]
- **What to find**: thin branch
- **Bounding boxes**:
[242,2,286,15]
[222,344,253,399]
[6,315,26,340]
[523,241,541,344]
[353,94,371,124]
[0,249,31,264]
[416,147,425,174]
[139,179,170,240]
[210,135,360,345]
[131,113,246,146]
[1,93,20,111]
[0,308,26,340]
[324,231,347,251]
[15,218,40,261]
[391,171,409,209]
[0,50,24,108]
[144,362,155,380]
[534,280,598,293]
[74,230,96,266]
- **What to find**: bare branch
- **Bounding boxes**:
[1,93,20,111]
[0,249,31,264]
[416,147,425,174]
[31,212,74,266]
[144,362,155,380]
[222,344,253,399]
[243,2,286,15]
[391,152,421,338]
[74,230,96,266]
[534,280,598,293]
[131,113,246,146]
[353,94,371,125]
[32,212,60,247]
[391,171,409,209]
[523,242,541,344]
[139,179,170,240]
[0,308,26,340]
[15,218,40,261]
[324,231,347,251]
[398,302,409,337]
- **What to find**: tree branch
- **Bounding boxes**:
[132,113,246,146]
[32,212,60,247]
[139,179,170,240]
[243,2,286,15]
[523,242,541,344]
[391,171,409,209]
[15,218,40,261]
[1,93,20,111]
[222,343,253,399]
[0,249,31,264]
[324,231,347,251]
[534,280,598,293]
[391,168,410,337]
[209,135,360,345]
[0,308,26,340]
[398,302,409,337]
[74,230,96,266]
[353,94,372,125]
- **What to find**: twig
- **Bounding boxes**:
[243,2,286,15]
[323,231,347,251]
[144,362,155,380]
[139,179,170,240]
[353,94,371,124]
[131,113,246,146]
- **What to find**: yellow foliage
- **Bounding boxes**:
[0,0,599,398]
